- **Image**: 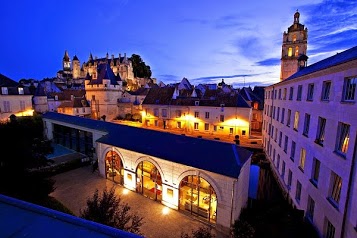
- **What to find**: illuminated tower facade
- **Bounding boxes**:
[280,11,308,81]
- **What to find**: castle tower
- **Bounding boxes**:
[280,11,308,81]
[63,50,71,72]
[72,55,80,79]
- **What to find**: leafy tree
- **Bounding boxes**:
[129,54,152,78]
[181,227,215,238]
[232,219,255,238]
[80,187,144,235]
[0,115,55,201]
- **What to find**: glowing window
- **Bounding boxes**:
[293,34,297,42]
[295,46,299,56]
[288,47,293,57]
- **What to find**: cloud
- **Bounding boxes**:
[193,73,262,81]
[157,74,181,83]
[255,58,281,66]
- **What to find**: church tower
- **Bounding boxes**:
[72,55,80,79]
[62,50,71,72]
[280,11,308,81]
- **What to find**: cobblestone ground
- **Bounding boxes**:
[51,166,228,238]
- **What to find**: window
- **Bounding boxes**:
[274,128,278,142]
[194,111,199,118]
[18,87,24,95]
[20,101,25,111]
[288,47,293,57]
[162,109,167,117]
[1,87,8,95]
[195,101,199,106]
[293,111,299,131]
[177,121,181,128]
[311,158,320,186]
[282,161,286,177]
[154,120,158,126]
[279,132,282,147]
[272,106,275,119]
[3,101,10,113]
[271,126,274,138]
[325,219,335,238]
[281,108,285,123]
[220,115,224,122]
[284,136,288,153]
[213,125,217,131]
[295,46,299,57]
[342,76,356,101]
[277,154,280,169]
[278,89,281,99]
[315,117,326,145]
[306,196,315,221]
[154,108,159,117]
[293,34,296,42]
[303,113,310,136]
[321,81,331,101]
[299,148,306,171]
[290,141,296,161]
[329,171,342,206]
[229,128,233,134]
[277,107,280,121]
[288,170,292,187]
[287,109,291,127]
[296,181,302,202]
[194,122,199,130]
[297,85,302,101]
[176,110,182,117]
[289,87,294,100]
[205,112,210,119]
[274,90,277,99]
[283,88,287,100]
[205,123,209,131]
[253,113,258,120]
[307,83,314,101]
[335,122,350,155]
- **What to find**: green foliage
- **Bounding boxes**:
[181,227,215,238]
[37,196,75,216]
[80,187,144,235]
[129,54,152,78]
[232,219,255,238]
[0,115,55,202]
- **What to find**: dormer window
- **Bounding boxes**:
[18,87,24,95]
[55,95,58,101]
[195,101,199,106]
[1,87,8,95]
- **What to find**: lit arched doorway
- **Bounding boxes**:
[105,150,124,185]
[136,161,162,201]
[179,175,217,223]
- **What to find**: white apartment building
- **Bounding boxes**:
[263,45,357,238]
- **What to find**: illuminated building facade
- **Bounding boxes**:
[263,46,357,238]
[0,73,33,121]
[280,11,308,81]
[43,112,252,235]
[141,86,253,139]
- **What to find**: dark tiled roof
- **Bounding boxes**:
[127,87,150,96]
[73,55,79,61]
[142,87,175,105]
[0,73,18,87]
[42,112,252,178]
[0,194,140,238]
[287,45,357,81]
[88,64,119,85]
[58,97,89,108]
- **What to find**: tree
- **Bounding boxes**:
[231,219,255,238]
[129,54,152,78]
[80,187,144,235]
[181,227,215,238]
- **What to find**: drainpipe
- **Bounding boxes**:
[341,132,357,238]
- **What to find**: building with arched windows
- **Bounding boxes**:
[42,112,252,235]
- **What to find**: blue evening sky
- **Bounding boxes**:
[0,0,356,88]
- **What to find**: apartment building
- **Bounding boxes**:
[263,45,357,238]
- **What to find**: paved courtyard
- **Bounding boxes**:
[51,166,227,238]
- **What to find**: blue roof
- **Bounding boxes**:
[43,112,252,178]
[287,45,357,80]
[0,194,141,238]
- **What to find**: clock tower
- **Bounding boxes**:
[280,11,308,81]
[63,50,71,71]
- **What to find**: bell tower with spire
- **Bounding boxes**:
[280,11,308,81]
[63,50,71,72]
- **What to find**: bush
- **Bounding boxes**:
[181,227,215,238]
[80,187,144,235]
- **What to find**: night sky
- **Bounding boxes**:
[0,0,356,88]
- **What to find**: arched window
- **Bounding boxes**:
[179,175,217,223]
[105,150,124,185]
[136,161,162,201]
[295,46,299,57]
[288,47,293,57]
[293,34,297,42]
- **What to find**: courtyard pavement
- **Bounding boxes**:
[51,166,227,238]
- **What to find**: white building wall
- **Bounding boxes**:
[263,59,357,238]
